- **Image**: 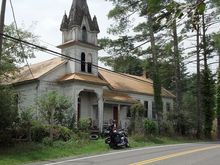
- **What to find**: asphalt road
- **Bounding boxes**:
[31,142,220,165]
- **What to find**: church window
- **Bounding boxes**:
[81,53,86,72]
[87,53,92,73]
[82,26,87,42]
[166,102,171,112]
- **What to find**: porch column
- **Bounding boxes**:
[74,90,81,127]
[163,101,167,120]
[148,101,153,119]
[118,104,121,128]
[98,96,104,132]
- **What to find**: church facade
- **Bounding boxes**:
[9,0,175,132]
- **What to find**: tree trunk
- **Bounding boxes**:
[217,62,220,139]
[49,108,55,140]
[172,19,183,134]
[217,47,220,139]
[173,19,182,111]
[148,13,163,133]
[196,24,202,139]
[202,12,208,70]
[218,116,220,139]
[0,0,7,68]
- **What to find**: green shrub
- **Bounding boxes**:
[132,134,146,142]
[31,122,72,142]
[129,103,145,135]
[160,121,175,136]
[73,131,90,145]
[42,137,53,146]
[13,126,28,140]
[31,122,49,142]
[53,125,72,141]
[144,119,158,135]
[0,86,18,144]
[0,130,13,145]
[59,126,72,141]
[78,118,91,132]
[130,103,145,117]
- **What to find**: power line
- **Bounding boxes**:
[0,32,158,84]
[9,0,34,78]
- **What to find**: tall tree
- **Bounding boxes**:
[0,23,39,143]
[105,0,166,130]
[201,68,215,138]
[0,23,39,82]
[144,1,164,131]
[200,2,216,138]
[213,33,220,139]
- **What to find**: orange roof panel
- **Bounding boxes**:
[59,72,108,86]
[103,90,136,103]
[3,58,66,85]
[99,69,175,98]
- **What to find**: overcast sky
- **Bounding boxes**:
[4,0,219,72]
[4,0,113,64]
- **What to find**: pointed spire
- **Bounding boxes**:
[68,0,90,29]
[60,0,99,32]
[60,11,69,31]
[93,16,100,32]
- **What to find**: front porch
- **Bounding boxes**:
[75,90,135,132]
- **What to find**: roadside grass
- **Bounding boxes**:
[0,136,198,165]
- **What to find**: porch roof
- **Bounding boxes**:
[103,90,137,104]
[58,72,109,86]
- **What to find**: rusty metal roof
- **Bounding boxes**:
[5,57,174,99]
[5,58,66,85]
[59,72,108,86]
[99,69,175,98]
[103,90,136,103]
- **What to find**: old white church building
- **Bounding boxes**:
[10,0,174,132]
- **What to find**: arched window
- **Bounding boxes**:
[81,53,86,72]
[82,26,87,42]
[87,53,92,73]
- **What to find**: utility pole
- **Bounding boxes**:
[0,0,7,59]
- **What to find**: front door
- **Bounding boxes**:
[113,106,118,126]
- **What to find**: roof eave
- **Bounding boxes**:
[58,79,109,86]
[12,78,39,86]
[109,88,175,99]
[57,40,101,50]
[104,99,136,105]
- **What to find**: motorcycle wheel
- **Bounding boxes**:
[109,142,116,149]
[125,143,130,148]
[105,138,110,144]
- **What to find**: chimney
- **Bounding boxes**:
[142,70,149,79]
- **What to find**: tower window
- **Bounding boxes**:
[82,26,87,42]
[87,53,92,73]
[81,53,86,72]
[88,63,92,73]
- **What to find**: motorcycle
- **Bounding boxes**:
[104,126,129,149]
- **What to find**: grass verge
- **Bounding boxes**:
[0,136,199,165]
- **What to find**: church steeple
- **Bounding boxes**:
[58,0,100,76]
[60,0,99,32]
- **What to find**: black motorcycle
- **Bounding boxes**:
[104,126,129,149]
